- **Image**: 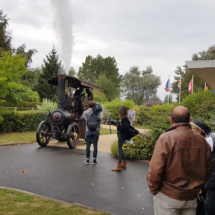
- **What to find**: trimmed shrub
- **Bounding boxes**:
[182,90,215,111]
[37,98,57,111]
[137,105,151,126]
[143,101,165,107]
[103,99,140,123]
[111,135,154,160]
[0,110,46,133]
[93,90,108,104]
[0,100,42,108]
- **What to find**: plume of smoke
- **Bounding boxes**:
[51,0,74,74]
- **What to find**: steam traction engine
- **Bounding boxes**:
[36,75,103,149]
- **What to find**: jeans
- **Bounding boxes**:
[86,130,100,159]
[118,131,126,163]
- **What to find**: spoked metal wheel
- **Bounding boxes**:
[58,129,67,142]
[66,122,80,149]
[36,121,51,147]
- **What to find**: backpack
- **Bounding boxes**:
[87,112,99,131]
[94,103,102,113]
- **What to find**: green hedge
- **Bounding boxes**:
[103,99,140,124]
[0,100,42,108]
[0,110,46,133]
[111,135,154,160]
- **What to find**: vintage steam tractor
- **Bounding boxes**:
[36,75,103,149]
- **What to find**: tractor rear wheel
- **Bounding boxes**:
[66,122,80,149]
[36,121,51,147]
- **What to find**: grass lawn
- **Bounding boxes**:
[0,129,117,144]
[0,188,107,215]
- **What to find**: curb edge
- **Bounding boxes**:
[0,186,113,215]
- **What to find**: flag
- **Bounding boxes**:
[177,80,181,91]
[187,78,193,93]
[164,79,170,92]
[205,83,208,91]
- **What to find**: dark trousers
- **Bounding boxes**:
[196,191,207,215]
[86,130,100,159]
[118,131,127,163]
[206,190,215,215]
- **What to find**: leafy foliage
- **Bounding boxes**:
[6,85,39,104]
[68,66,76,77]
[182,90,215,121]
[20,67,41,90]
[0,110,46,133]
[78,54,122,101]
[0,50,39,104]
[93,90,107,104]
[121,66,161,105]
[0,100,42,108]
[37,98,57,111]
[15,44,37,67]
[164,94,173,103]
[0,10,13,53]
[96,74,119,101]
[34,47,60,101]
[143,101,164,107]
[111,136,154,160]
[104,99,135,119]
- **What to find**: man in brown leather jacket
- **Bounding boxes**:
[147,106,212,215]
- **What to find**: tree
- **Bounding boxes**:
[68,66,76,77]
[34,47,60,101]
[20,67,42,90]
[121,66,161,105]
[164,94,173,104]
[171,45,215,101]
[0,50,39,104]
[0,10,13,53]
[96,74,119,101]
[78,54,122,101]
[0,10,37,66]
[15,44,37,67]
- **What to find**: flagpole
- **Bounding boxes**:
[168,75,170,105]
[192,74,194,94]
[179,75,181,104]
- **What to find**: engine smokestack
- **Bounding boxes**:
[58,68,65,109]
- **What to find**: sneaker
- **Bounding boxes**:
[92,159,98,165]
[84,159,90,164]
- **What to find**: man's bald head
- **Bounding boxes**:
[171,106,190,124]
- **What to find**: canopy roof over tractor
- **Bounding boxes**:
[48,76,103,91]
[186,60,215,88]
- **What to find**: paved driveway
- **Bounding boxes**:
[0,144,153,215]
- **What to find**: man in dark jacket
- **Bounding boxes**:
[147,106,212,215]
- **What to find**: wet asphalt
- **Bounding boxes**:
[0,144,153,215]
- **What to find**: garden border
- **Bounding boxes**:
[0,186,114,215]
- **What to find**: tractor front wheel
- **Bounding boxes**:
[36,121,51,147]
[66,122,80,149]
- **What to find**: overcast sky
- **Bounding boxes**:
[1,0,215,101]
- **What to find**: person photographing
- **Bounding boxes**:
[112,105,130,171]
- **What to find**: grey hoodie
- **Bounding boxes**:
[82,108,101,131]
